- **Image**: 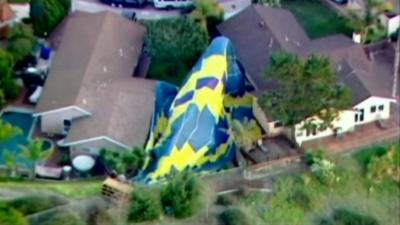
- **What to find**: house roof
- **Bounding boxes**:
[218,4,396,105]
[217,4,310,92]
[36,11,155,147]
[64,78,156,147]
[0,2,14,22]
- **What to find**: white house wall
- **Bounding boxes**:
[293,109,356,146]
[40,107,88,134]
[353,96,393,126]
[69,138,127,157]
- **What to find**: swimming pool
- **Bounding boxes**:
[0,110,36,168]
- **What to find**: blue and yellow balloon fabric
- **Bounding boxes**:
[137,37,261,183]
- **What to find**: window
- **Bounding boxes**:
[312,127,317,136]
[359,109,364,121]
[378,105,384,111]
[370,106,376,113]
[355,113,359,122]
[274,121,283,128]
[296,131,303,137]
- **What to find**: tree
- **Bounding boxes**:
[219,207,250,225]
[30,0,70,37]
[0,203,28,225]
[259,52,352,130]
[100,146,146,177]
[255,0,281,8]
[128,188,161,222]
[0,119,22,142]
[7,23,37,63]
[3,150,19,177]
[161,170,201,218]
[346,0,390,43]
[191,0,224,36]
[0,49,20,101]
[20,138,54,179]
[228,118,261,152]
[144,18,209,84]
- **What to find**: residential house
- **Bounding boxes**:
[34,11,156,156]
[218,5,398,147]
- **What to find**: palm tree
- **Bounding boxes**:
[20,139,53,180]
[225,117,262,178]
[3,150,18,177]
[0,120,22,142]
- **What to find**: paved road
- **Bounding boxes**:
[73,0,251,20]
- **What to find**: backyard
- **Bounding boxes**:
[282,0,353,39]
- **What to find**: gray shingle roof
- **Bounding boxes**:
[36,11,156,147]
[217,4,310,92]
[218,5,396,104]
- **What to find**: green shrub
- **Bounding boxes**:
[291,188,312,211]
[128,189,161,222]
[0,202,28,225]
[216,194,234,206]
[40,210,85,225]
[161,171,201,218]
[328,208,380,225]
[219,207,250,225]
[7,195,67,215]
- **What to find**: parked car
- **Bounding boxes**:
[153,0,193,9]
[330,0,348,5]
[100,0,147,8]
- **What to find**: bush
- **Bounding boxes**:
[128,189,161,222]
[291,188,312,211]
[7,195,67,215]
[320,208,380,225]
[40,210,85,225]
[161,171,201,218]
[0,203,28,225]
[219,208,250,225]
[216,194,234,206]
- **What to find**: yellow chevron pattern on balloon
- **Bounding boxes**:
[137,37,261,182]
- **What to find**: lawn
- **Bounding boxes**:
[223,143,400,225]
[0,179,103,200]
[282,0,353,39]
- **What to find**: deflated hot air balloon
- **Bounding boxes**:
[137,37,261,182]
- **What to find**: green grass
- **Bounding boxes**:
[236,144,400,225]
[0,179,103,200]
[282,0,353,39]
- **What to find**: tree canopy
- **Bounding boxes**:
[259,52,352,128]
[30,0,70,37]
[191,0,224,36]
[144,18,209,85]
[160,170,201,218]
[7,23,37,63]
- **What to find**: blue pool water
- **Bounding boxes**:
[0,111,35,167]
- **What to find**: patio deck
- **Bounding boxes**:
[249,136,302,164]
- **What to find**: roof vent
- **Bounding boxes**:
[103,66,108,73]
[296,42,300,47]
[337,65,342,72]
[268,37,273,48]
[285,36,289,42]
[119,48,124,57]
[82,98,87,105]
[258,21,266,28]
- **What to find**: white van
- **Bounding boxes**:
[153,0,193,9]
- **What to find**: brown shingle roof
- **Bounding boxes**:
[36,11,155,147]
